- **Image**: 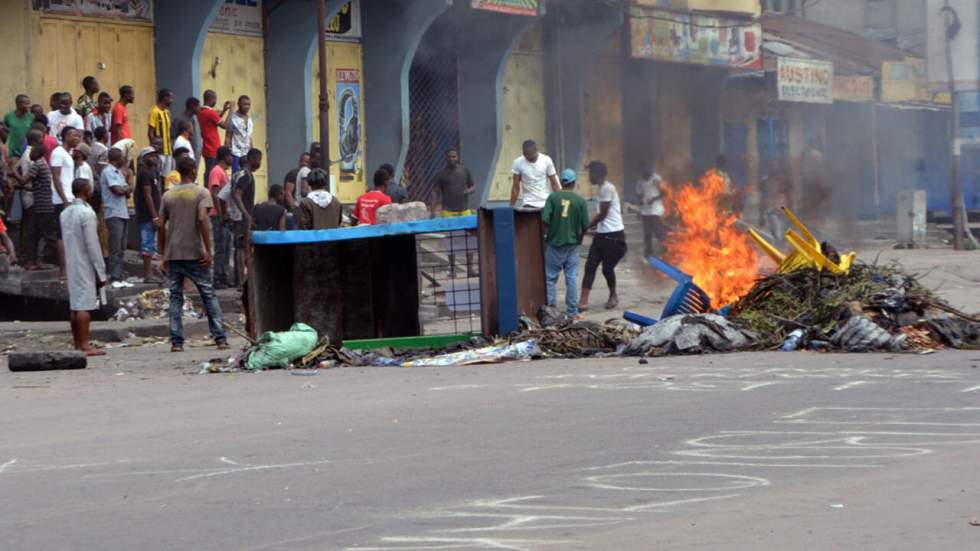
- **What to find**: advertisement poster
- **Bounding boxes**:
[471,0,539,16]
[629,7,762,69]
[833,75,875,103]
[211,0,262,37]
[325,1,362,43]
[335,68,363,186]
[32,0,152,21]
[777,57,834,104]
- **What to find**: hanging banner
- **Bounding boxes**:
[325,1,362,43]
[629,7,762,69]
[32,0,152,21]
[471,0,540,17]
[833,75,875,102]
[211,0,262,37]
[777,57,834,104]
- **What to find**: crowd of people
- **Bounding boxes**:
[0,76,487,357]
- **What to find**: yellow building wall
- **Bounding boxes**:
[32,16,156,150]
[488,23,547,202]
[311,40,367,204]
[582,32,625,198]
[0,0,31,115]
[634,0,760,16]
[199,32,268,200]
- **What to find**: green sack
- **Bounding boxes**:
[245,323,319,371]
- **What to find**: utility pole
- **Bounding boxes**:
[317,0,330,163]
[942,1,967,250]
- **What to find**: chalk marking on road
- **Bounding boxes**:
[577,459,880,469]
[0,459,16,473]
[834,381,869,391]
[4,460,132,476]
[434,511,630,533]
[355,536,578,550]
[673,445,931,460]
[740,381,781,391]
[176,458,332,481]
[585,472,771,492]
[962,384,980,393]
[622,492,745,512]
[430,384,489,391]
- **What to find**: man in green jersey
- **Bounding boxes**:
[541,168,590,317]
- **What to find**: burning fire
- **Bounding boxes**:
[664,169,759,308]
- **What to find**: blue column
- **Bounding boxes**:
[454,8,538,206]
[153,0,223,104]
[265,0,347,187]
[361,0,450,174]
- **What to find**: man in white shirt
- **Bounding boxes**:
[580,160,627,311]
[50,126,81,279]
[173,120,196,160]
[635,165,668,257]
[510,139,560,209]
[223,95,254,173]
[47,92,84,144]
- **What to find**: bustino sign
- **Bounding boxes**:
[777,57,834,104]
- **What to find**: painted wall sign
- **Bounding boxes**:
[325,1,362,43]
[777,57,834,104]
[335,68,363,186]
[32,0,152,21]
[211,0,262,37]
[833,74,875,103]
[882,58,951,104]
[629,7,762,69]
[471,0,540,17]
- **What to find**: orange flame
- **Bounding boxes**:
[664,169,759,308]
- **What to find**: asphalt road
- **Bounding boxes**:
[3,347,980,550]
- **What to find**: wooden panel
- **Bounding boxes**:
[512,210,547,318]
[200,32,269,199]
[478,209,499,336]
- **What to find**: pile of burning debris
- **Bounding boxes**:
[728,262,980,352]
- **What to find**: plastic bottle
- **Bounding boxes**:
[780,329,805,351]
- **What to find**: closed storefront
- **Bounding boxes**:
[488,23,547,202]
[200,0,269,199]
[32,7,156,150]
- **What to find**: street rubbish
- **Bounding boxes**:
[648,256,713,316]
[401,339,542,367]
[8,352,86,372]
[245,323,319,371]
[624,314,754,356]
[730,262,980,351]
[831,315,908,351]
[112,289,201,321]
[513,318,640,357]
[780,329,805,351]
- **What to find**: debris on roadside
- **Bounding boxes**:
[728,263,980,351]
[244,323,319,371]
[624,314,754,356]
[112,289,202,321]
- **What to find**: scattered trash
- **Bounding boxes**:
[730,263,980,351]
[110,280,135,289]
[624,314,754,356]
[245,323,319,371]
[780,329,805,351]
[831,315,908,351]
[829,503,845,509]
[111,289,202,321]
[402,340,542,367]
[290,370,319,376]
